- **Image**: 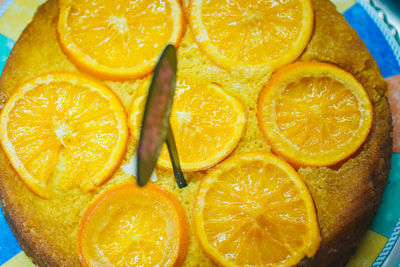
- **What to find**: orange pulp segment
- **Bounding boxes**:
[0,72,128,198]
[193,152,321,266]
[257,62,373,167]
[129,75,247,171]
[78,183,189,267]
[57,0,184,80]
[189,0,313,71]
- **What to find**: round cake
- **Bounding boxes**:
[0,0,392,266]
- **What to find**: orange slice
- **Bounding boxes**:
[0,72,128,198]
[78,183,189,267]
[57,0,184,80]
[258,62,373,167]
[129,75,246,171]
[193,152,321,266]
[189,0,313,71]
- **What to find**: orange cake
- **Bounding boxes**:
[0,0,392,266]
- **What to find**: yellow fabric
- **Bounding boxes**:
[0,0,46,40]
[2,252,36,267]
[331,0,356,13]
[346,230,388,267]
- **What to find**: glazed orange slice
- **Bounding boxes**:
[0,73,128,198]
[189,0,313,72]
[258,62,373,167]
[129,75,246,171]
[193,152,321,267]
[78,183,189,267]
[57,0,184,80]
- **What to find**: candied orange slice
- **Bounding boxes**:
[57,0,184,80]
[78,183,189,267]
[189,0,313,71]
[193,152,321,267]
[0,73,128,198]
[258,62,373,167]
[129,75,246,171]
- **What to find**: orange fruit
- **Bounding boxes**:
[0,72,128,198]
[193,152,321,267]
[57,0,184,80]
[257,62,373,167]
[189,0,313,72]
[129,75,247,171]
[78,183,189,267]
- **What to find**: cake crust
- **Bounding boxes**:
[0,0,392,266]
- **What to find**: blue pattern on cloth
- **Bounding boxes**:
[373,219,400,266]
[0,34,14,73]
[370,153,400,238]
[0,213,20,265]
[344,3,400,78]
[357,0,400,66]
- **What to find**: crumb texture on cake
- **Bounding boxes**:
[0,0,392,266]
